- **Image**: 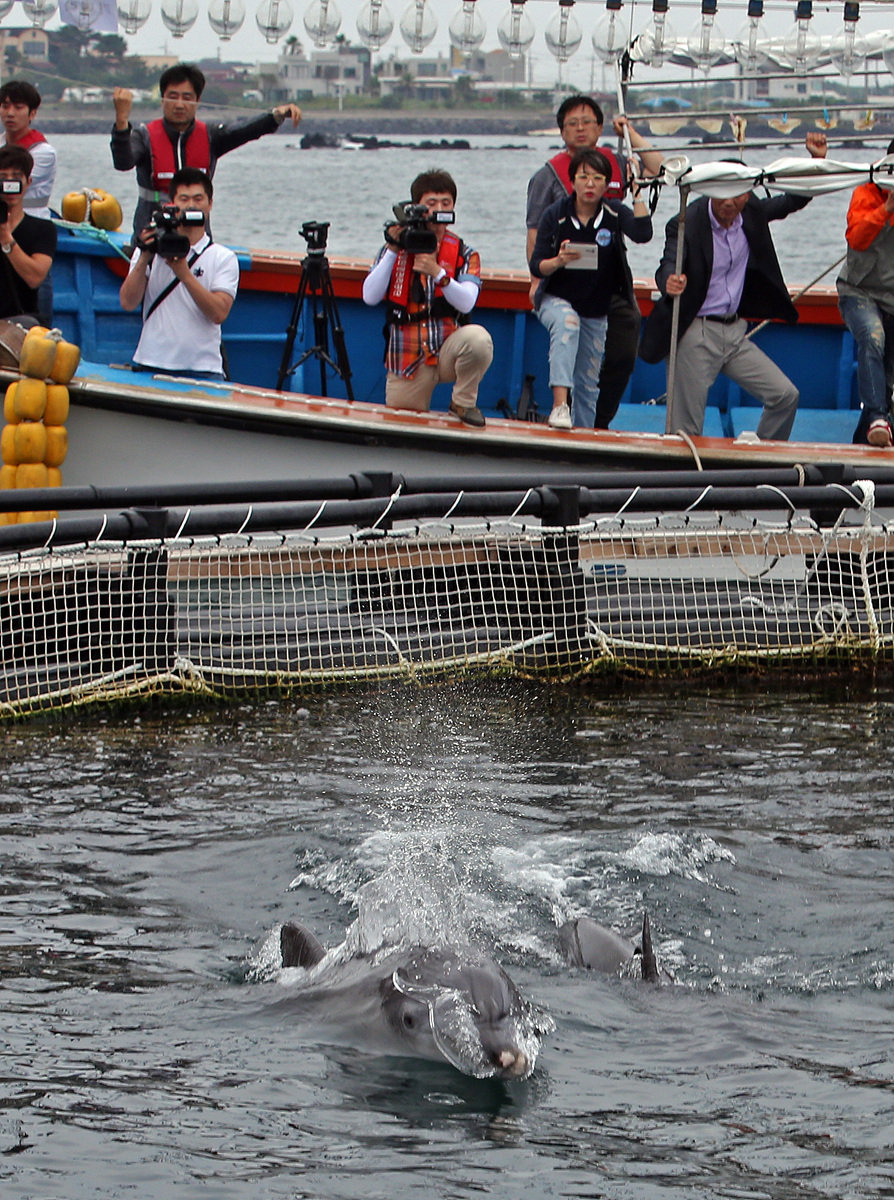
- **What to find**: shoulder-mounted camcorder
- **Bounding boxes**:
[0,178,23,225]
[148,203,205,259]
[387,201,454,255]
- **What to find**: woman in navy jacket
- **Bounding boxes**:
[529,148,652,429]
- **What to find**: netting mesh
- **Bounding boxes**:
[2,509,894,716]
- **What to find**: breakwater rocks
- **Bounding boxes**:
[36,107,555,139]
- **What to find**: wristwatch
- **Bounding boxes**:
[434,270,448,286]
[1,241,13,254]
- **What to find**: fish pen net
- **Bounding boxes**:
[2,500,894,717]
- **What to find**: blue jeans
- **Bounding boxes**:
[839,291,894,443]
[536,293,607,429]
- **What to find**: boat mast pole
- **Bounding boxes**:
[665,183,690,435]
[615,56,634,164]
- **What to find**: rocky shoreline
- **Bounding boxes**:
[36,104,894,145]
[36,106,556,139]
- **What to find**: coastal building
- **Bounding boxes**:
[277,38,371,101]
[0,26,50,69]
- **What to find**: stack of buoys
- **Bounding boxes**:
[61,188,122,232]
[1,327,81,524]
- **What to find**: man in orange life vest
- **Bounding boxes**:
[0,81,56,221]
[111,63,301,241]
[362,169,493,428]
[525,95,663,428]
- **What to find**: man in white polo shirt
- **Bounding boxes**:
[119,166,238,380]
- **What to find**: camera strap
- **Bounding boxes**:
[144,241,211,321]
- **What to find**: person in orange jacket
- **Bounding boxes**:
[837,138,894,446]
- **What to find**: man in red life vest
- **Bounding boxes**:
[526,95,663,429]
[0,81,56,221]
[111,63,301,241]
[362,169,493,428]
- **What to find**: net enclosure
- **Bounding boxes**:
[2,470,894,717]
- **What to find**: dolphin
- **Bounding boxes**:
[558,912,669,984]
[276,921,552,1080]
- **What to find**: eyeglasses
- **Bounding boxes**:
[563,118,599,129]
[575,172,607,183]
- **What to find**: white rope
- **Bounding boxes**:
[370,485,403,532]
[674,430,704,471]
[303,500,328,531]
[440,491,465,522]
[173,509,191,540]
[684,485,714,514]
[756,483,798,515]
[509,488,535,521]
[235,506,253,536]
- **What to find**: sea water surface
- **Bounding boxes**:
[51,131,864,282]
[2,681,894,1199]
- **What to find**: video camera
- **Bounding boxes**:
[0,179,23,225]
[147,203,205,259]
[388,201,454,255]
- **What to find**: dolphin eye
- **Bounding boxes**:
[402,1010,417,1030]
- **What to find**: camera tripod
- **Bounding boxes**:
[276,222,354,399]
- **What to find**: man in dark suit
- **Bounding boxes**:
[639,133,827,439]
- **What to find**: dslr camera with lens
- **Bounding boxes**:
[0,178,23,224]
[387,201,454,255]
[148,203,206,259]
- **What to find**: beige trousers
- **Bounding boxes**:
[385,324,494,412]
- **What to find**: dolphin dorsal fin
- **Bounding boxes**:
[640,912,660,985]
[280,921,326,969]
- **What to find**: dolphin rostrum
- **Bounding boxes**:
[558,912,667,984]
[277,921,552,1080]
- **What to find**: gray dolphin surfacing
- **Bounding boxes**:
[277,921,552,1080]
[558,913,669,984]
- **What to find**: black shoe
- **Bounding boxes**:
[449,402,486,428]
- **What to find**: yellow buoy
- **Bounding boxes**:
[48,333,81,384]
[19,332,57,381]
[12,377,47,421]
[4,381,20,425]
[90,189,123,232]
[44,383,70,425]
[14,421,48,464]
[43,425,68,468]
[1,422,17,465]
[15,461,48,489]
[61,191,89,223]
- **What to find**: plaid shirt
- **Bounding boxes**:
[378,239,482,378]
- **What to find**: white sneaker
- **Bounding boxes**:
[548,403,572,430]
[867,418,893,448]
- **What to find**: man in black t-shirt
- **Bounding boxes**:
[0,144,56,323]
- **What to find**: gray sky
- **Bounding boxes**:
[23,0,894,94]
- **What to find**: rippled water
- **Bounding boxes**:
[53,131,860,281]
[3,681,894,1199]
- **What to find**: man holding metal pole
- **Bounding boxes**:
[639,132,827,440]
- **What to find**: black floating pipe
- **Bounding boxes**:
[4,462,889,515]
[0,481,888,554]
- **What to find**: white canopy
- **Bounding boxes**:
[659,153,894,198]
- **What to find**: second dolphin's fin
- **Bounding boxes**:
[640,912,661,984]
[280,921,327,969]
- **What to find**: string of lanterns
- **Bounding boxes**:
[10,0,894,77]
